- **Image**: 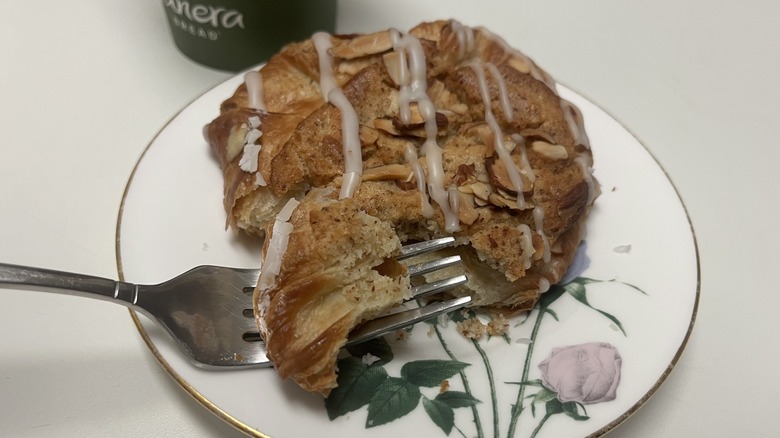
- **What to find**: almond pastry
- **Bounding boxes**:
[204,20,599,395]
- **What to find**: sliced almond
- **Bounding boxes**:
[471,181,492,201]
[458,185,474,194]
[401,103,425,125]
[383,52,404,85]
[450,103,468,115]
[374,118,400,135]
[531,141,569,160]
[377,113,448,139]
[457,192,479,225]
[226,123,248,161]
[338,58,374,76]
[487,155,535,195]
[465,123,494,147]
[507,57,531,74]
[489,193,521,210]
[488,193,508,208]
[503,196,521,210]
[363,164,413,181]
[359,125,379,146]
[519,128,556,144]
[496,187,513,199]
[474,196,489,207]
[330,31,392,59]
[485,156,517,194]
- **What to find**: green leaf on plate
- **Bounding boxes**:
[506,379,543,387]
[545,308,559,321]
[532,387,558,405]
[401,360,470,387]
[562,401,590,421]
[538,284,567,309]
[423,397,455,435]
[565,282,627,336]
[346,337,393,365]
[435,391,481,408]
[545,398,564,416]
[325,357,388,420]
[366,377,421,428]
[577,277,648,295]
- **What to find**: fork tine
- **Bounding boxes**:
[407,274,468,300]
[398,236,456,260]
[407,255,461,277]
[346,296,472,346]
[237,239,467,364]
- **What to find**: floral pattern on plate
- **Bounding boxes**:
[117,77,699,437]
[326,243,645,437]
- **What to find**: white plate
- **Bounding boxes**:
[116,73,699,438]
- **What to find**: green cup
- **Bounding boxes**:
[162,0,338,71]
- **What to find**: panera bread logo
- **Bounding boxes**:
[163,0,245,30]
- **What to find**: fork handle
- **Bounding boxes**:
[0,263,139,306]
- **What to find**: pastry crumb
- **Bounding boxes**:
[395,328,412,341]
[486,313,510,337]
[361,353,380,365]
[439,380,450,393]
[457,317,486,340]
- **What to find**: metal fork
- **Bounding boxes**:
[0,237,468,369]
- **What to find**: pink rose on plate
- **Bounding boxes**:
[538,342,622,404]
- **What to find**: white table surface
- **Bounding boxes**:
[1,0,778,436]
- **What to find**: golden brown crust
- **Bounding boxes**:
[254,189,408,395]
[208,20,599,394]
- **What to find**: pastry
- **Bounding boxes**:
[204,20,598,395]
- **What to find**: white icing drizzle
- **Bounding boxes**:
[486,63,513,121]
[447,185,460,220]
[244,71,266,111]
[470,62,527,209]
[404,143,434,217]
[245,128,262,144]
[312,32,338,100]
[327,89,363,199]
[533,206,551,263]
[510,133,536,184]
[313,32,363,199]
[239,143,261,172]
[239,118,263,175]
[391,29,459,232]
[560,99,591,149]
[258,198,300,291]
[276,198,299,222]
[517,224,534,269]
[575,154,596,205]
[450,20,475,61]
